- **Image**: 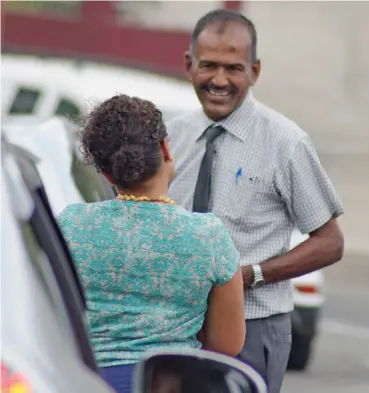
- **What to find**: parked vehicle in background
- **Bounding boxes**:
[2,53,325,370]
[1,54,200,122]
[287,231,325,370]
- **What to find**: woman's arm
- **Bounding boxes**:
[201,266,245,356]
[198,217,245,356]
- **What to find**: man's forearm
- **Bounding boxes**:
[261,234,343,284]
[242,220,344,287]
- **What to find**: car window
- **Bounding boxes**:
[8,87,41,115]
[55,98,82,119]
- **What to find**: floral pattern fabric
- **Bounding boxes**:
[57,200,239,367]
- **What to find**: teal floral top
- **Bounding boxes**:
[57,200,239,367]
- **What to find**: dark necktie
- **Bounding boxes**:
[193,125,225,213]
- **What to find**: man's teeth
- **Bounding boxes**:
[208,89,230,96]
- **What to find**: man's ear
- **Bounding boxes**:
[184,51,193,82]
[250,59,261,86]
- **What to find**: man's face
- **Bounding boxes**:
[186,22,260,121]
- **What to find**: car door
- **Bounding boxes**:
[1,138,113,393]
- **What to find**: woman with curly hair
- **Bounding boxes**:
[57,94,245,393]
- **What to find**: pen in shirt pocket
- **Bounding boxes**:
[236,167,242,185]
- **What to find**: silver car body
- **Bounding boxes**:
[1,124,114,392]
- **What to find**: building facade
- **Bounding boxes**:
[2,1,368,153]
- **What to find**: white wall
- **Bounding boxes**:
[243,1,369,154]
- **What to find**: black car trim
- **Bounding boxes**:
[9,141,87,308]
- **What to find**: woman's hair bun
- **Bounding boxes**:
[111,144,145,187]
[79,94,168,188]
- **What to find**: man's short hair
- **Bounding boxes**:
[190,9,258,63]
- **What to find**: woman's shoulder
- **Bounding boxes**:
[172,206,226,234]
[57,200,111,225]
[59,202,85,215]
[57,203,85,226]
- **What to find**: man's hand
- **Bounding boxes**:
[241,265,254,290]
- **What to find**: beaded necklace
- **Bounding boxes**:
[116,194,176,205]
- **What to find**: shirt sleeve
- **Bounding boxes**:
[277,135,344,234]
[209,216,240,285]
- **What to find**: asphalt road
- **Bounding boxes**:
[282,251,369,393]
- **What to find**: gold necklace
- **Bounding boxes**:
[116,194,176,205]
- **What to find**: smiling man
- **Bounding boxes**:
[187,13,257,121]
[167,9,344,393]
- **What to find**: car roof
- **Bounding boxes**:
[2,55,201,113]
[1,115,75,141]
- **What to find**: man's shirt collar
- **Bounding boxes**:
[193,90,256,142]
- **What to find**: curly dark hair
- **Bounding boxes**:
[79,94,167,189]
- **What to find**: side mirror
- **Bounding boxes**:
[133,349,267,393]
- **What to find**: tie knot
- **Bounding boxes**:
[204,125,225,144]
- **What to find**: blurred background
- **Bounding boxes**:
[1,1,369,392]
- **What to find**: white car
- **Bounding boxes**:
[1,121,115,393]
[1,54,200,122]
[2,53,325,370]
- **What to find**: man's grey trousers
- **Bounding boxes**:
[238,313,292,393]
